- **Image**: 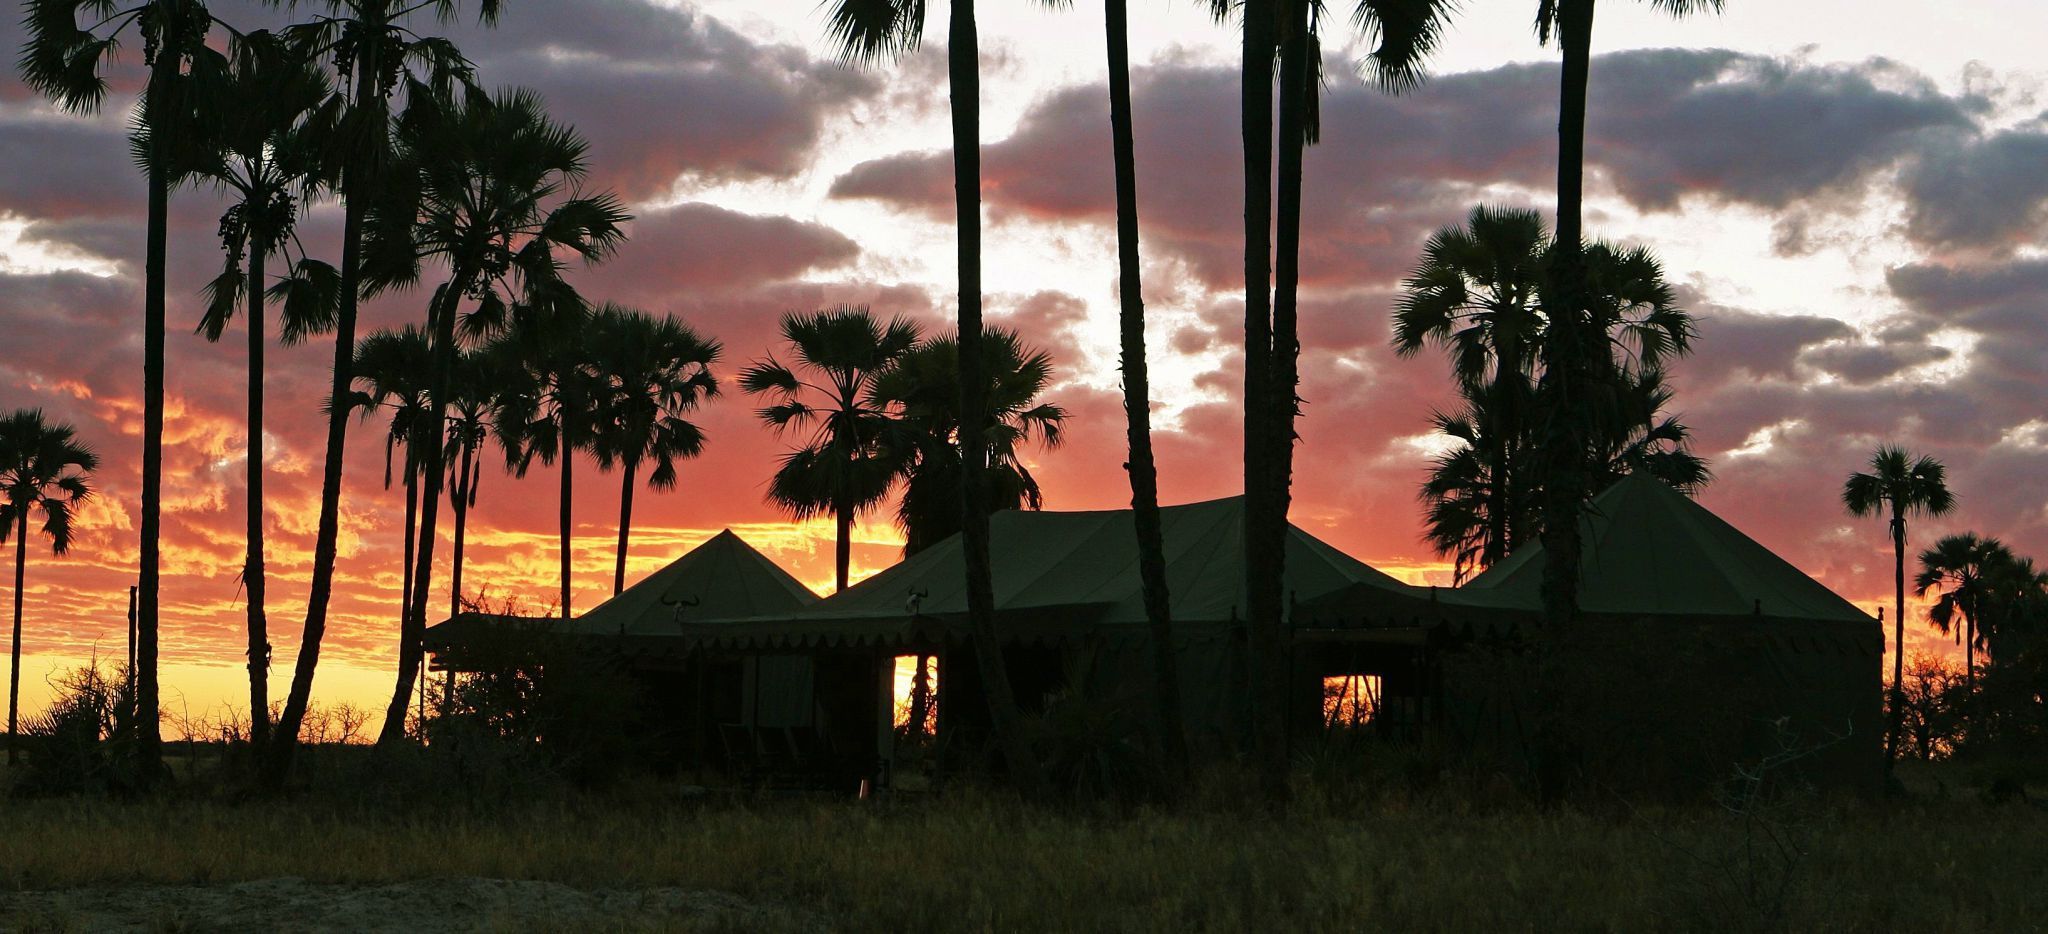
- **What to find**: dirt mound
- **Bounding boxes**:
[1,877,823,932]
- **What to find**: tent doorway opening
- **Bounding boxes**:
[1322,674,1382,731]
[893,654,939,738]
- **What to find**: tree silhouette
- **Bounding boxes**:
[444,348,499,621]
[366,86,628,747]
[267,0,496,780]
[1917,532,2010,699]
[588,305,722,597]
[1528,0,1725,631]
[487,286,601,628]
[22,0,221,783]
[351,326,436,670]
[874,328,1067,554]
[0,410,99,765]
[189,29,335,750]
[1402,215,1700,577]
[740,306,917,594]
[822,0,1056,796]
[1844,445,1955,767]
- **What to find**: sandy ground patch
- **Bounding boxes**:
[0,877,824,932]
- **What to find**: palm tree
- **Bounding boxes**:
[1421,369,1708,581]
[0,410,99,764]
[267,0,496,779]
[1397,206,1551,567]
[1404,220,1699,577]
[740,306,918,593]
[1529,0,1725,628]
[1216,0,1457,796]
[587,305,722,596]
[351,326,436,657]
[189,29,334,750]
[367,88,629,747]
[443,348,498,619]
[487,286,601,625]
[1917,533,2010,700]
[824,0,1054,796]
[1844,446,1955,767]
[23,0,221,782]
[872,329,1067,554]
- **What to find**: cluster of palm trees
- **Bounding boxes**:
[18,0,648,776]
[1396,206,1708,583]
[1843,447,2048,766]
[16,0,1084,784]
[350,302,721,725]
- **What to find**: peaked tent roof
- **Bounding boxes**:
[1451,474,1870,622]
[564,529,820,637]
[674,496,1423,647]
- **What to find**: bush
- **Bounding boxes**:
[13,658,148,798]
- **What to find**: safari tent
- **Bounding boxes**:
[424,530,848,775]
[660,495,1436,759]
[1300,473,1885,788]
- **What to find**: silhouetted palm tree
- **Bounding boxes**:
[1398,206,1550,568]
[1844,446,1955,766]
[444,348,499,619]
[22,0,220,781]
[352,326,436,657]
[1403,213,1697,577]
[1529,0,1725,628]
[1421,369,1707,583]
[487,286,601,626]
[0,410,99,764]
[588,305,722,596]
[874,328,1067,554]
[189,28,334,750]
[740,306,917,593]
[823,0,1055,797]
[368,88,628,747]
[1917,533,2009,699]
[267,0,495,778]
[1102,0,1184,772]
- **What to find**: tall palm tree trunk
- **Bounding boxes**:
[834,486,851,594]
[8,514,25,765]
[1106,0,1186,774]
[1259,0,1311,797]
[613,459,637,595]
[137,53,177,781]
[245,246,270,750]
[401,454,419,641]
[269,59,380,783]
[450,437,474,618]
[559,413,574,620]
[380,276,466,747]
[950,0,1046,797]
[1537,0,1596,631]
[1239,0,1281,797]
[1886,510,1905,766]
[1966,590,1977,697]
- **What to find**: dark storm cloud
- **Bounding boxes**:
[464,1,883,199]
[587,202,861,303]
[1901,129,2048,252]
[1675,305,1854,386]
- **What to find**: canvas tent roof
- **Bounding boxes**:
[568,529,820,635]
[670,496,1425,649]
[1446,474,1871,623]
[424,530,817,655]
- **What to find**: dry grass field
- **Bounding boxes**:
[0,756,2042,932]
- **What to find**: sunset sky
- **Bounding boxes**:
[3,0,2046,728]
